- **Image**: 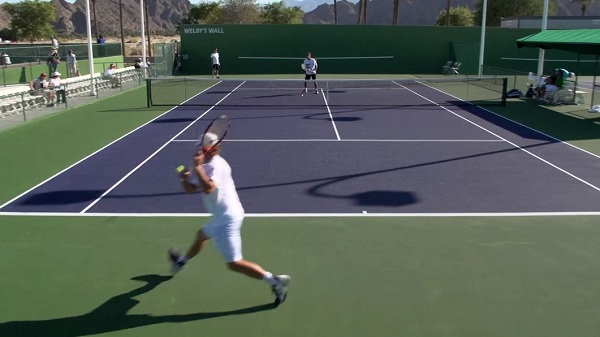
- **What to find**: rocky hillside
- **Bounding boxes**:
[0,0,598,37]
[0,0,191,36]
[303,0,600,25]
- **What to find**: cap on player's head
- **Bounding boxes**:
[195,132,219,148]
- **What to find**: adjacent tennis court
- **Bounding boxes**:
[1,76,600,337]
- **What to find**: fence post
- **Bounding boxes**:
[20,92,27,121]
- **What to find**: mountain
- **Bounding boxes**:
[0,0,599,38]
[302,0,600,25]
[0,0,191,36]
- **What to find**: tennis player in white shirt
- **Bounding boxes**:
[170,133,291,305]
[210,48,220,79]
[302,52,319,96]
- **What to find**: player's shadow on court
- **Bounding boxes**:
[19,190,188,205]
[21,190,106,205]
[351,190,417,207]
[151,117,196,123]
[0,274,277,337]
[303,112,362,122]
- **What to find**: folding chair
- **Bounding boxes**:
[441,61,453,74]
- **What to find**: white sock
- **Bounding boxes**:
[262,272,278,286]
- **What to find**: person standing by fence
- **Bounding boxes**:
[47,48,60,75]
[66,50,79,78]
[210,48,220,79]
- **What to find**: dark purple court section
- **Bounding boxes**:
[2,80,600,214]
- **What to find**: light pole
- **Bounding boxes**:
[140,0,148,77]
[85,0,96,95]
[478,0,487,76]
[537,0,550,79]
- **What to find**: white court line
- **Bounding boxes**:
[172,139,505,142]
[501,57,598,63]
[320,90,341,140]
[395,80,600,193]
[2,211,600,217]
[238,56,394,60]
[0,82,225,211]
[420,82,600,161]
[79,81,247,213]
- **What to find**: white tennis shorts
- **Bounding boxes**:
[201,218,243,263]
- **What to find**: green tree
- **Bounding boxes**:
[221,0,261,24]
[474,0,557,27]
[177,2,224,29]
[192,2,225,23]
[261,1,303,24]
[0,28,18,41]
[2,0,56,43]
[435,6,475,26]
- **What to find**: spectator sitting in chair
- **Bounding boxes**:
[537,76,559,100]
[552,68,575,89]
[103,63,120,88]
[134,57,143,69]
[48,71,66,106]
[29,72,49,96]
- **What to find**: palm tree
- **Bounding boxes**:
[392,0,399,25]
[119,0,125,57]
[144,0,152,57]
[445,0,451,25]
[356,0,369,24]
[580,0,594,16]
[571,0,595,16]
[334,0,337,24]
[392,0,411,25]
[91,0,99,38]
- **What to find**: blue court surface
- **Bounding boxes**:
[2,79,600,216]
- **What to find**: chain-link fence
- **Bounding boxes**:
[0,43,121,64]
[0,70,144,131]
[150,42,177,77]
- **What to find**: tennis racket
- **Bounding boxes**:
[176,115,230,174]
[197,114,231,153]
[301,63,306,71]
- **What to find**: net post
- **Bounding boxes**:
[146,78,151,107]
[501,77,508,107]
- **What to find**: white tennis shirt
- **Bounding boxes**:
[199,155,244,221]
[304,58,317,75]
[211,52,220,65]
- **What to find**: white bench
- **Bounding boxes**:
[0,67,142,118]
[0,85,46,118]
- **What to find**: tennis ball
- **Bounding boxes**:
[176,165,185,173]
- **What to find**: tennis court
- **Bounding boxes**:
[1,76,600,337]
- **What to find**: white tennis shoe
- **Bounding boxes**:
[271,275,291,305]
[168,248,186,274]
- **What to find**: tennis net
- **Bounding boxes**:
[146,77,508,108]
